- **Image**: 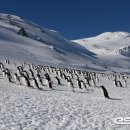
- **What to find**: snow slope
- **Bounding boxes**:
[0,13,95,68]
[0,62,130,130]
[74,32,130,72]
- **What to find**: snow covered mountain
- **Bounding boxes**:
[74,32,130,73]
[0,13,95,68]
[1,13,130,73]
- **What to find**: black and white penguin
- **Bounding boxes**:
[5,68,11,77]
[91,79,96,87]
[44,73,51,82]
[14,73,21,85]
[5,72,12,82]
[0,62,4,70]
[5,60,10,64]
[62,73,67,80]
[67,78,75,92]
[81,80,88,90]
[55,76,61,85]
[76,79,82,89]
[85,77,91,87]
[36,74,45,86]
[29,69,34,78]
[124,79,127,87]
[46,78,53,90]
[2,70,6,79]
[114,78,118,87]
[100,85,110,99]
[117,81,123,87]
[23,71,30,79]
[21,75,31,87]
[32,77,41,89]
[17,67,21,76]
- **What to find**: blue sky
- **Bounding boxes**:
[0,0,130,39]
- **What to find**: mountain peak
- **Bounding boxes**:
[96,31,130,39]
[0,13,23,21]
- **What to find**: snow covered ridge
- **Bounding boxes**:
[0,13,97,68]
[74,31,130,71]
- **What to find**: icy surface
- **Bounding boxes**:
[0,62,130,130]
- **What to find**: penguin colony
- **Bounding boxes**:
[0,60,129,99]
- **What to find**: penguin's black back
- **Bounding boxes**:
[101,85,110,98]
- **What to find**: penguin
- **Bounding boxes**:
[2,70,6,79]
[100,85,110,99]
[91,79,96,87]
[44,73,52,84]
[32,77,41,89]
[14,73,21,85]
[36,74,45,86]
[46,78,54,90]
[23,71,29,79]
[5,68,11,77]
[0,63,4,70]
[67,78,75,92]
[76,79,82,89]
[5,72,12,82]
[17,67,21,75]
[117,81,123,87]
[62,73,67,80]
[85,77,91,87]
[5,60,8,64]
[114,79,118,87]
[124,80,127,87]
[29,69,34,78]
[55,76,61,85]
[73,74,78,79]
[21,75,31,87]
[81,80,88,90]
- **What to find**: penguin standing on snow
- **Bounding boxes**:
[17,67,23,77]
[44,73,51,81]
[32,77,41,89]
[29,69,34,78]
[117,81,123,87]
[21,75,31,87]
[23,71,30,79]
[44,73,53,89]
[36,74,45,86]
[85,77,91,87]
[114,78,118,87]
[91,79,96,87]
[5,71,12,82]
[100,85,110,99]
[67,78,75,92]
[124,80,127,87]
[5,69,11,78]
[14,73,21,85]
[81,80,88,90]
[46,78,53,90]
[76,78,82,89]
[55,76,61,85]
[2,70,6,79]
[0,62,4,70]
